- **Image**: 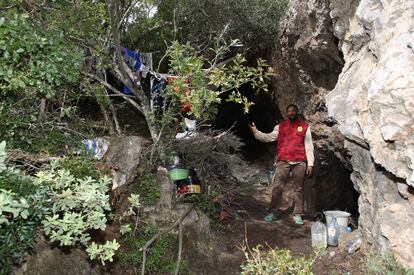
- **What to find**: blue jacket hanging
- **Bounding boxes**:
[121,48,142,95]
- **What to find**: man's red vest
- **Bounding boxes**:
[277,119,308,162]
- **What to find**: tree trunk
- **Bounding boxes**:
[98,101,116,136]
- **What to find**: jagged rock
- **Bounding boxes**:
[103,136,143,189]
[326,0,414,267]
[229,158,267,185]
[271,0,357,214]
[146,167,214,273]
[14,237,103,275]
[149,167,210,236]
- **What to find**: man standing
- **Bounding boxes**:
[249,104,314,225]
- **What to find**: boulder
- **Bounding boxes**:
[103,136,143,189]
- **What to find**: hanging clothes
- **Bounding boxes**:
[121,48,141,71]
[120,48,142,95]
[151,78,168,110]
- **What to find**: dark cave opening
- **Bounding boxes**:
[214,86,359,217]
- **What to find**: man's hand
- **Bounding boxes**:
[306,166,314,178]
[249,122,257,134]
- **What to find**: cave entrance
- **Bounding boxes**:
[214,87,359,218]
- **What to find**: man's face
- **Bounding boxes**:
[286,106,298,120]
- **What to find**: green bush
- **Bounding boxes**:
[0,10,86,154]
[133,173,160,206]
[0,141,50,274]
[0,140,118,272]
[0,12,81,97]
[58,154,101,181]
[36,168,119,264]
[241,245,321,275]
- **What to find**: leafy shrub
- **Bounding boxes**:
[133,173,160,206]
[0,103,82,154]
[35,169,119,264]
[0,12,81,97]
[241,245,321,275]
[58,154,101,181]
[365,250,414,275]
[0,141,50,274]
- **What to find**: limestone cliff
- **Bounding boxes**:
[273,0,414,267]
[326,0,414,267]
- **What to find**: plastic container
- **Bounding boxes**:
[168,167,190,181]
[311,220,327,249]
[348,236,363,253]
[187,171,201,194]
[327,217,340,246]
[324,210,351,227]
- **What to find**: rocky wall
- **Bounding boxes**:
[271,0,358,215]
[326,0,414,267]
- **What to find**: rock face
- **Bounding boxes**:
[272,0,414,267]
[103,136,143,189]
[146,167,214,274]
[271,0,358,215]
[14,237,103,275]
[326,0,414,268]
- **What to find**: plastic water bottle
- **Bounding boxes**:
[327,217,340,246]
[311,220,327,249]
[348,236,363,253]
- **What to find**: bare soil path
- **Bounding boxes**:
[210,183,365,275]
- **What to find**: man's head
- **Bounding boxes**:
[286,104,299,121]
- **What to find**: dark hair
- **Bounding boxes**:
[286,104,298,112]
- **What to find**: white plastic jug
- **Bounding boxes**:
[327,217,340,246]
[311,220,327,249]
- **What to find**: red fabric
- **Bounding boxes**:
[277,119,308,162]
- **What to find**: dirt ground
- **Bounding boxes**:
[209,183,365,275]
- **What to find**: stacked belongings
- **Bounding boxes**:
[167,155,201,195]
[176,169,201,195]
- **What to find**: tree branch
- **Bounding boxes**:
[117,0,139,29]
[174,223,183,275]
[83,72,145,114]
[140,203,195,252]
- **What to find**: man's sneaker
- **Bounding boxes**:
[293,214,304,225]
[264,213,275,223]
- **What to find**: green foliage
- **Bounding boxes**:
[119,224,177,273]
[365,250,414,275]
[165,41,273,120]
[36,169,111,245]
[35,168,119,264]
[124,0,288,55]
[0,189,30,224]
[58,154,100,181]
[194,195,219,225]
[173,0,289,51]
[0,12,81,98]
[128,193,141,209]
[133,173,160,206]
[0,100,83,154]
[0,141,50,274]
[241,245,321,275]
[0,7,96,154]
[120,224,132,235]
[86,240,120,266]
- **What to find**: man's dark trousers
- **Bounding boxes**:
[269,161,306,215]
